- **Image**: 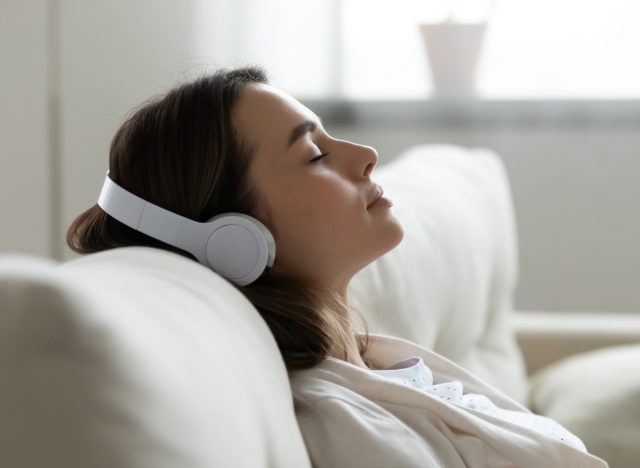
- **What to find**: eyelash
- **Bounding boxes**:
[310,152,329,163]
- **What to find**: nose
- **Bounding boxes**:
[363,145,378,178]
[345,141,379,178]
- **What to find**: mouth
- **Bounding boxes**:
[366,185,384,209]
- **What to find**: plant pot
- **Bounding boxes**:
[419,22,487,98]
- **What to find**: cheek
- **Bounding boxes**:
[280,193,329,231]
[275,185,344,235]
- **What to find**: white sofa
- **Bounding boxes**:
[1,144,638,467]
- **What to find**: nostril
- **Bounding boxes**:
[364,161,375,177]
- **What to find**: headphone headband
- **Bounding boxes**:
[97,171,275,286]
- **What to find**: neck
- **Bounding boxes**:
[321,277,370,369]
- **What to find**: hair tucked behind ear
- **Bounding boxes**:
[66,65,370,370]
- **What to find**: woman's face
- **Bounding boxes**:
[233,83,404,295]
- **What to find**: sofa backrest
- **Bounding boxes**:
[0,248,312,468]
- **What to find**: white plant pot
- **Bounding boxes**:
[419,23,487,98]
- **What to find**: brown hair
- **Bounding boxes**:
[66,65,369,370]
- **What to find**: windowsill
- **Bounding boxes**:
[298,98,640,126]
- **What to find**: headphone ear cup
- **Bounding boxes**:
[205,213,275,286]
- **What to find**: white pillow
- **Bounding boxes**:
[349,144,528,404]
[529,344,640,468]
[0,248,311,468]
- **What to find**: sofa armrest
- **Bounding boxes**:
[513,310,640,375]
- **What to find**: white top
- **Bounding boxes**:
[371,356,586,453]
[289,333,609,468]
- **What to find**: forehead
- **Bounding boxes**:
[232,83,317,152]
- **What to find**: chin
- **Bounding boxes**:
[371,218,405,264]
[386,216,405,251]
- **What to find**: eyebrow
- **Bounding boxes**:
[287,120,318,149]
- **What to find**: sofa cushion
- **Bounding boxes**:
[529,344,640,468]
[0,249,311,468]
[349,144,528,404]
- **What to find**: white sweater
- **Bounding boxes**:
[289,334,609,468]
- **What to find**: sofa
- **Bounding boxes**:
[1,144,638,467]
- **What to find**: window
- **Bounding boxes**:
[193,0,640,99]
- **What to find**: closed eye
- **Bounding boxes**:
[310,152,329,163]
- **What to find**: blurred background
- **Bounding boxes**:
[1,0,639,314]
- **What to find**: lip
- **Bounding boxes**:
[366,185,384,209]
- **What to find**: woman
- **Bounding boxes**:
[67,66,608,467]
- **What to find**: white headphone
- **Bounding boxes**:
[97,171,276,286]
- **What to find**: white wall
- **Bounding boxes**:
[0,0,51,257]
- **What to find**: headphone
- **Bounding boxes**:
[97,171,276,286]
